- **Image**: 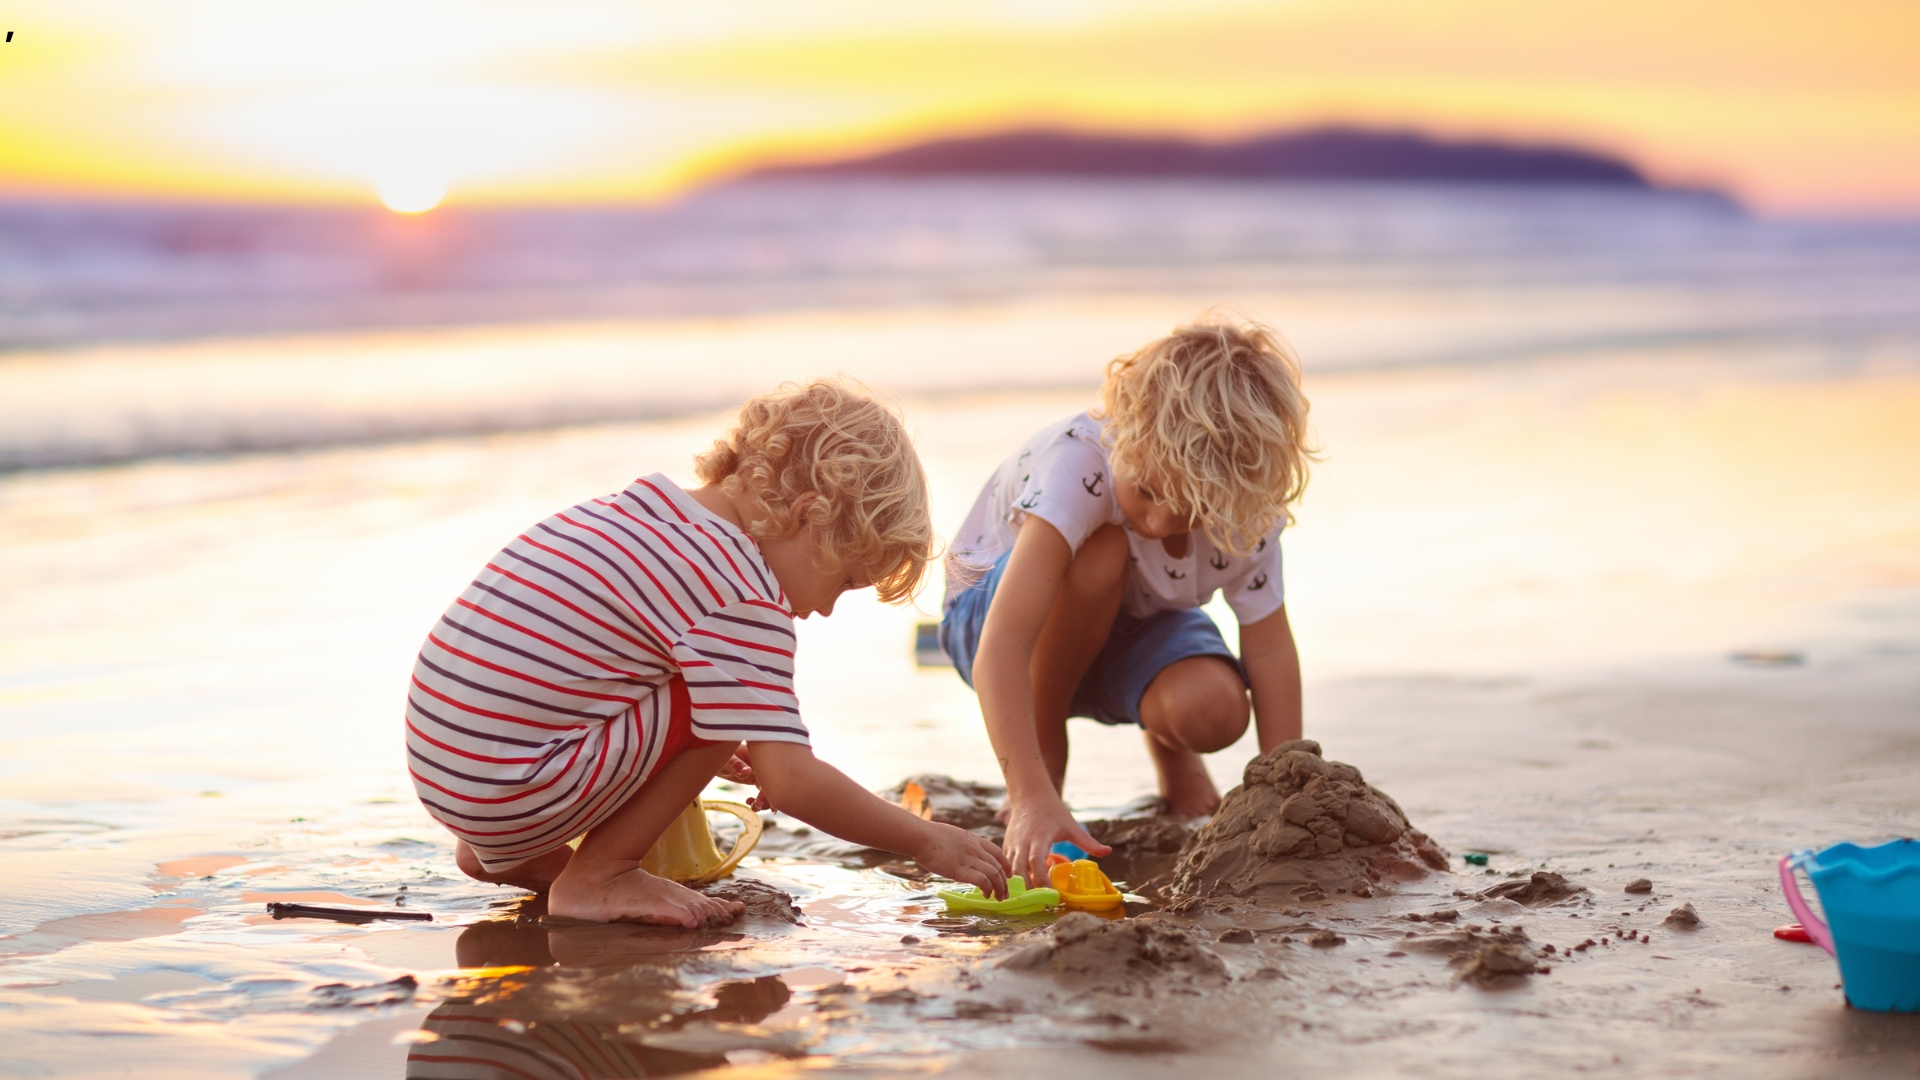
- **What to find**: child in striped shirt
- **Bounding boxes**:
[406,380,1008,927]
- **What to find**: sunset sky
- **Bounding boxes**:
[2,0,1916,214]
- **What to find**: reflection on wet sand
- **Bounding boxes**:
[407,907,796,1079]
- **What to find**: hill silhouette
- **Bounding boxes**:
[749,127,1651,186]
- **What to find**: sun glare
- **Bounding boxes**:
[376,172,448,214]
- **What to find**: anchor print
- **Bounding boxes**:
[1018,490,1043,510]
[1082,471,1105,497]
[1165,566,1187,580]
[1208,551,1229,571]
[1255,537,1267,553]
[1248,572,1269,591]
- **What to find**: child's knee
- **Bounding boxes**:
[1143,657,1249,752]
[1185,694,1250,753]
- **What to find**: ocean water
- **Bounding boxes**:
[2,183,1919,1077]
[4,181,1920,469]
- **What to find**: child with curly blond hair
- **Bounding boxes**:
[940,317,1316,883]
[407,379,1008,926]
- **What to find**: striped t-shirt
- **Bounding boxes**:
[404,474,806,870]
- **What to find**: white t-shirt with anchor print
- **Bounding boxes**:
[945,412,1287,626]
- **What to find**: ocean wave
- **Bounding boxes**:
[3,181,1918,470]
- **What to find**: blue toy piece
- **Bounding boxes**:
[1781,839,1920,1012]
[1050,841,1089,862]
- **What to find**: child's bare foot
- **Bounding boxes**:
[1160,778,1222,818]
[548,857,744,928]
[455,840,574,892]
[1145,735,1222,818]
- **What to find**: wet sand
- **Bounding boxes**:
[2,338,1918,1077]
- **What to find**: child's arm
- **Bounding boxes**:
[748,741,1011,896]
[1238,604,1303,751]
[971,517,1111,883]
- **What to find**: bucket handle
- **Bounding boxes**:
[691,800,764,885]
[1778,851,1835,956]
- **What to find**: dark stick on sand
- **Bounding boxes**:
[265,902,433,924]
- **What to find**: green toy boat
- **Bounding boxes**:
[936,875,1060,915]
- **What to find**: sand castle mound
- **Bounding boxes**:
[1168,740,1449,900]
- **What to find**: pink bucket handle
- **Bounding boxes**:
[1779,852,1835,956]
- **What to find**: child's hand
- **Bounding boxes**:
[717,742,755,785]
[1001,795,1109,886]
[716,744,771,811]
[913,822,1011,899]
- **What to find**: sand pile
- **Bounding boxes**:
[999,912,1226,985]
[1084,815,1192,858]
[702,878,802,924]
[1474,871,1585,906]
[1455,940,1548,986]
[1168,740,1449,901]
[882,775,1003,832]
[1398,924,1548,986]
[1083,814,1195,893]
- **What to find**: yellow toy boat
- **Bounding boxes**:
[1049,858,1124,912]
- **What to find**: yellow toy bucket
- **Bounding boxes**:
[639,800,763,885]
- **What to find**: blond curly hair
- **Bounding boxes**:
[695,379,934,604]
[1096,317,1316,556]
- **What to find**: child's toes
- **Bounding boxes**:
[699,897,743,926]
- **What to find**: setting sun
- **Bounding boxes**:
[376,171,448,214]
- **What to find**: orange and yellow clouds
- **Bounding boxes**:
[2,0,1916,212]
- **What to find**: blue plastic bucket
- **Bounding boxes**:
[1780,839,1920,1012]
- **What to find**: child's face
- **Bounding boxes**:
[784,559,870,619]
[743,493,874,619]
[1113,469,1192,540]
[763,531,871,619]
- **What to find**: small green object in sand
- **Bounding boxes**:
[936,874,1060,916]
[1464,852,1490,866]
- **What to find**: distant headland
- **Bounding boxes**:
[744,127,1653,187]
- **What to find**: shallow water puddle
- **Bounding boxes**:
[0,824,1050,1078]
[154,855,251,878]
[0,906,206,956]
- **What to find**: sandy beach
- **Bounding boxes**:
[9,1,1920,1073]
[2,315,1916,1077]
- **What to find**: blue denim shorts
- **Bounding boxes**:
[939,549,1246,727]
